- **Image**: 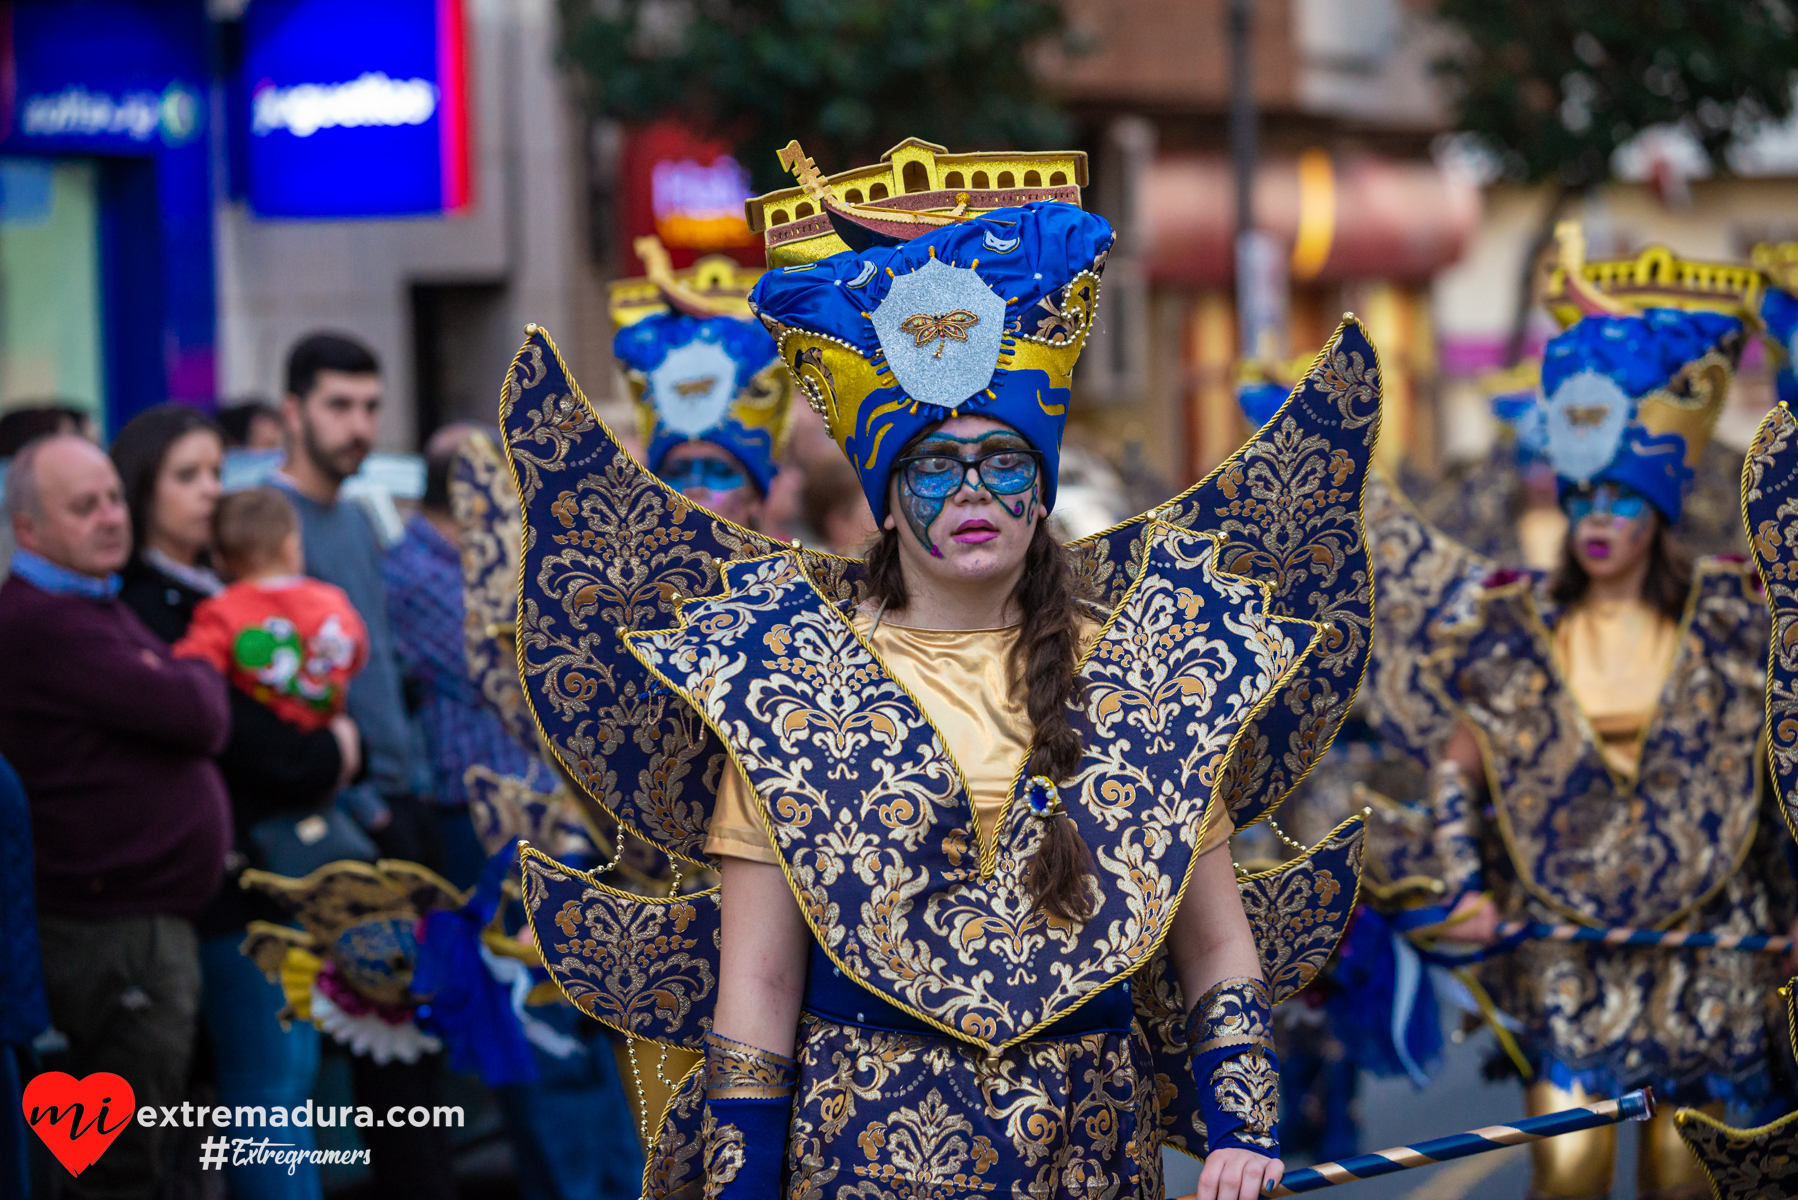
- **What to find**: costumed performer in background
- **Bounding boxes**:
[1373,227,1792,1200]
[611,237,792,530]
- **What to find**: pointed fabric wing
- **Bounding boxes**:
[1134,814,1366,1156]
[1361,471,1494,769]
[1744,402,1798,840]
[520,845,721,1049]
[1672,976,1798,1200]
[452,429,535,749]
[1067,316,1381,831]
[500,328,866,865]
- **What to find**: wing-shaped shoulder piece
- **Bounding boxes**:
[500,327,866,866]
[1067,315,1381,831]
[1362,471,1492,768]
[1134,813,1366,1157]
[453,429,535,749]
[1673,978,1798,1200]
[1744,401,1798,841]
[1429,561,1764,930]
[519,844,721,1049]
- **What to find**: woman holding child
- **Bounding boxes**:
[111,405,362,1200]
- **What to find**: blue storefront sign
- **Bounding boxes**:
[0,0,216,427]
[5,0,207,155]
[241,0,470,218]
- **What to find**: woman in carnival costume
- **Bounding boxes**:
[502,138,1383,1200]
[612,236,794,529]
[1365,226,1795,1200]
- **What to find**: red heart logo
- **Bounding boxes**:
[22,1072,136,1177]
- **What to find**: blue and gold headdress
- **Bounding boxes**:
[744,140,1113,521]
[609,237,792,493]
[1754,242,1798,407]
[1537,225,1757,522]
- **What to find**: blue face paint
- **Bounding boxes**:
[895,430,1038,557]
[1564,481,1649,527]
[660,457,749,496]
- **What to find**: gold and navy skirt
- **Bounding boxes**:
[786,1010,1163,1200]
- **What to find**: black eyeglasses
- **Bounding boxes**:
[894,449,1042,499]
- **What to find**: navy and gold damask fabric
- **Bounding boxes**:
[622,521,1314,1053]
[452,430,535,749]
[1361,472,1490,770]
[1674,982,1798,1200]
[1743,401,1798,841]
[1428,561,1766,932]
[499,318,1378,869]
[501,331,866,867]
[1062,317,1380,832]
[519,820,1364,1189]
[647,1015,1160,1200]
[520,820,1364,1053]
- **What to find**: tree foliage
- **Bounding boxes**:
[1433,0,1798,187]
[560,0,1073,189]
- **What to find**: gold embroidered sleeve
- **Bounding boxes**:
[1185,976,1274,1055]
[703,1031,797,1100]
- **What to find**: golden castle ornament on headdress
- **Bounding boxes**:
[1543,224,1763,328]
[744,137,1088,268]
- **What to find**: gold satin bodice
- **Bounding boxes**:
[706,610,1234,863]
[1552,597,1681,781]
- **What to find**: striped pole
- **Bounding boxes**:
[1269,1089,1655,1195]
[1498,921,1793,955]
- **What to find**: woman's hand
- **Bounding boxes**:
[328,714,361,787]
[1436,890,1499,945]
[1192,1148,1283,1200]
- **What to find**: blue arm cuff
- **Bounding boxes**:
[1187,976,1281,1159]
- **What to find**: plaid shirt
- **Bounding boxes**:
[383,514,538,806]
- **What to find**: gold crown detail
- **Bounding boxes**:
[744,137,1088,269]
[1544,224,1763,328]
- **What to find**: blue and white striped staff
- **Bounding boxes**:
[1267,1089,1655,1195]
[1496,921,1793,955]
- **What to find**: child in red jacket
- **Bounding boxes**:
[175,487,367,732]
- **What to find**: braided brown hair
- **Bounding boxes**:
[865,519,1097,922]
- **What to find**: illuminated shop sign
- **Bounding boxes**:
[621,120,761,267]
[652,155,756,251]
[241,0,469,218]
[1,0,207,154]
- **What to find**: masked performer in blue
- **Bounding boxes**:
[1366,227,1793,1200]
[507,140,1382,1200]
[612,236,793,529]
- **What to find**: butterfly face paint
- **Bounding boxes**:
[893,430,1041,557]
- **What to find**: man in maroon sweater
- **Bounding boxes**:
[0,434,230,1198]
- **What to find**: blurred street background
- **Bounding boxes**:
[9,0,1796,535]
